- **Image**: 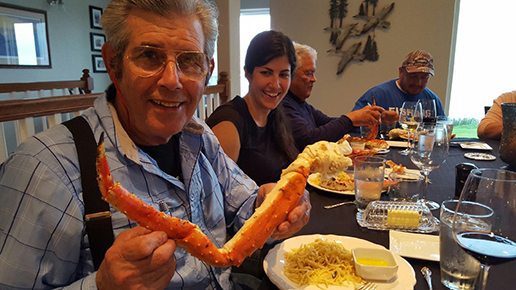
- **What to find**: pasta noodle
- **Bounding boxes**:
[284,239,364,288]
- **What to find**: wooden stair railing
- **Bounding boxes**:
[0,71,230,163]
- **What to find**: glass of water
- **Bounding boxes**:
[354,156,385,211]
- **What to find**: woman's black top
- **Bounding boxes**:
[206,96,290,186]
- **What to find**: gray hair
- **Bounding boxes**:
[101,0,218,69]
[293,42,317,67]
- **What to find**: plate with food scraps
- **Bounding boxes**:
[459,142,493,150]
[464,152,496,161]
[376,148,390,154]
[263,234,416,290]
[385,140,409,148]
[384,168,422,180]
[307,172,354,195]
[389,230,440,262]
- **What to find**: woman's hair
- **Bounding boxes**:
[245,30,299,161]
[270,105,299,161]
[244,30,296,75]
[101,0,218,76]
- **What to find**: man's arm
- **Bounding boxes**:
[0,155,90,289]
[284,102,353,150]
[478,98,504,139]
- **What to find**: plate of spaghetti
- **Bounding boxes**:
[263,234,416,290]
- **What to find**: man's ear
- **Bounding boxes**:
[205,58,215,86]
[102,43,119,83]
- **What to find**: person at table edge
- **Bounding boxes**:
[352,49,445,117]
[282,42,397,151]
[477,90,516,139]
[0,1,310,289]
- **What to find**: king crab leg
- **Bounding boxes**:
[96,134,320,267]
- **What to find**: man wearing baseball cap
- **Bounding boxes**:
[353,49,445,116]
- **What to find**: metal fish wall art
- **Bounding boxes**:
[325,0,395,75]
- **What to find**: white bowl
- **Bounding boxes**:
[349,140,366,150]
[352,247,399,281]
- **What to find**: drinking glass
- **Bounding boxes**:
[437,115,454,140]
[409,122,449,210]
[418,99,437,124]
[452,169,516,290]
[387,172,419,201]
[440,200,483,289]
[398,101,422,155]
[354,156,385,211]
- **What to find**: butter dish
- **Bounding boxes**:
[356,201,439,233]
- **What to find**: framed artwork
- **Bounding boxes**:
[91,54,106,73]
[89,5,103,29]
[90,32,105,52]
[0,3,51,68]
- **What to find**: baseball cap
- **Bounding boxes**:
[401,50,435,76]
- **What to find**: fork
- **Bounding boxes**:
[358,281,377,290]
[323,201,355,209]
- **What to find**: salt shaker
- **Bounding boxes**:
[455,163,478,198]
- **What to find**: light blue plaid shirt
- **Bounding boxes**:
[0,96,259,289]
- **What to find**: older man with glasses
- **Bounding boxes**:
[0,1,310,289]
[353,49,445,117]
[282,42,392,151]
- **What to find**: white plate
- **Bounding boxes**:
[376,148,391,154]
[459,142,492,150]
[307,173,354,195]
[464,152,496,161]
[386,141,409,148]
[384,168,422,180]
[389,231,440,262]
[263,234,417,290]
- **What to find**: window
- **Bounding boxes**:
[449,0,516,137]
[239,9,270,96]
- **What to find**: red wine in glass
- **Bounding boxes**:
[456,231,516,265]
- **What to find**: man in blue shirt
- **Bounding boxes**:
[353,49,445,117]
[0,1,310,289]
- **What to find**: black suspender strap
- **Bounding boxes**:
[62,117,114,271]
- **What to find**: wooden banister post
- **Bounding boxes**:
[81,68,94,94]
[217,71,229,104]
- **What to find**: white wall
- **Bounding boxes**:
[271,0,457,116]
[0,0,111,92]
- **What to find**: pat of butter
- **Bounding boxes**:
[355,257,389,266]
[386,209,421,228]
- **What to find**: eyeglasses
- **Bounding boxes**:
[125,45,210,81]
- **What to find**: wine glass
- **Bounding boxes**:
[418,99,437,124]
[452,169,516,290]
[409,122,449,210]
[398,101,422,155]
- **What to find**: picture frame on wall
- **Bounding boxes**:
[0,3,51,68]
[89,6,103,29]
[90,32,105,52]
[91,54,106,73]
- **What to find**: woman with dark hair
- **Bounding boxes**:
[206,30,298,186]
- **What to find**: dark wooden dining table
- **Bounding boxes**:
[258,138,515,290]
